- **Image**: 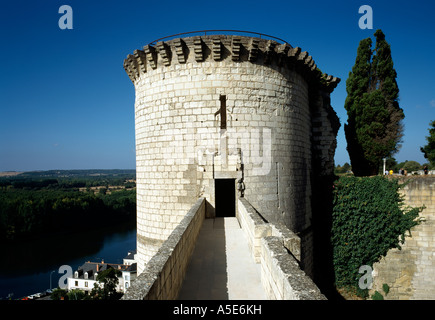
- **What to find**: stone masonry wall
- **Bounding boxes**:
[237,197,301,263]
[237,196,326,299]
[371,177,435,299]
[261,237,326,300]
[122,197,205,300]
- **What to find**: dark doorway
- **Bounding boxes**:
[215,179,236,217]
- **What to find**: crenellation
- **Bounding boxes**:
[287,46,301,60]
[276,43,291,66]
[125,35,340,93]
[297,50,309,62]
[123,56,133,80]
[305,55,314,69]
[248,38,259,62]
[231,36,242,61]
[124,54,139,82]
[277,42,291,56]
[263,40,276,65]
[193,36,204,62]
[173,38,187,62]
[134,49,147,74]
[143,45,158,69]
[212,37,222,61]
[156,41,171,66]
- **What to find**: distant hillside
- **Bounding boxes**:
[0,172,23,177]
[0,169,136,179]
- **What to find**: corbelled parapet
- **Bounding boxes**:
[124,35,340,93]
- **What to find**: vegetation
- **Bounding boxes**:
[344,29,404,176]
[331,176,423,298]
[89,268,123,300]
[420,120,435,168]
[0,170,136,242]
[396,160,423,173]
[384,159,431,174]
[335,159,431,176]
[66,289,88,300]
[370,283,390,300]
[50,288,68,300]
[334,163,352,175]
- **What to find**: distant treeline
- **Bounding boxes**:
[0,171,136,242]
[11,169,136,178]
[0,169,136,190]
[334,160,432,176]
[0,178,136,190]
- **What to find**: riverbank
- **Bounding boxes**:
[0,221,136,299]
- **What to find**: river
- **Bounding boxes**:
[0,222,136,300]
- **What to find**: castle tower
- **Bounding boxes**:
[124,32,340,275]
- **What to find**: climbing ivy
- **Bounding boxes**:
[331,176,423,297]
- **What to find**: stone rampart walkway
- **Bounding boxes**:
[178,217,267,300]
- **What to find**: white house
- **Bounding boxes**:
[67,253,137,294]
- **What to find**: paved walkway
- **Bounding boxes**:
[178,217,267,300]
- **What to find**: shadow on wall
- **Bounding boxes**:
[311,175,345,301]
[177,218,229,299]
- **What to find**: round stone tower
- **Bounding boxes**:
[124,32,340,274]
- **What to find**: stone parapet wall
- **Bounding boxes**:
[237,197,324,299]
[237,197,272,263]
[270,221,302,262]
[371,177,435,299]
[260,236,326,300]
[122,198,205,300]
[237,197,301,263]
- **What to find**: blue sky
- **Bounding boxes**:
[0,0,434,171]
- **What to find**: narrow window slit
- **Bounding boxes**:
[219,95,227,129]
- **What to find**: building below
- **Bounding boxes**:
[67,251,137,294]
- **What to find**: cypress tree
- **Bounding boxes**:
[344,38,372,176]
[344,30,404,176]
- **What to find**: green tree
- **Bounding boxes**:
[89,268,123,300]
[335,163,352,175]
[342,162,351,173]
[344,30,404,176]
[420,120,435,167]
[400,160,421,173]
[384,157,398,172]
[50,288,68,300]
[66,289,87,300]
